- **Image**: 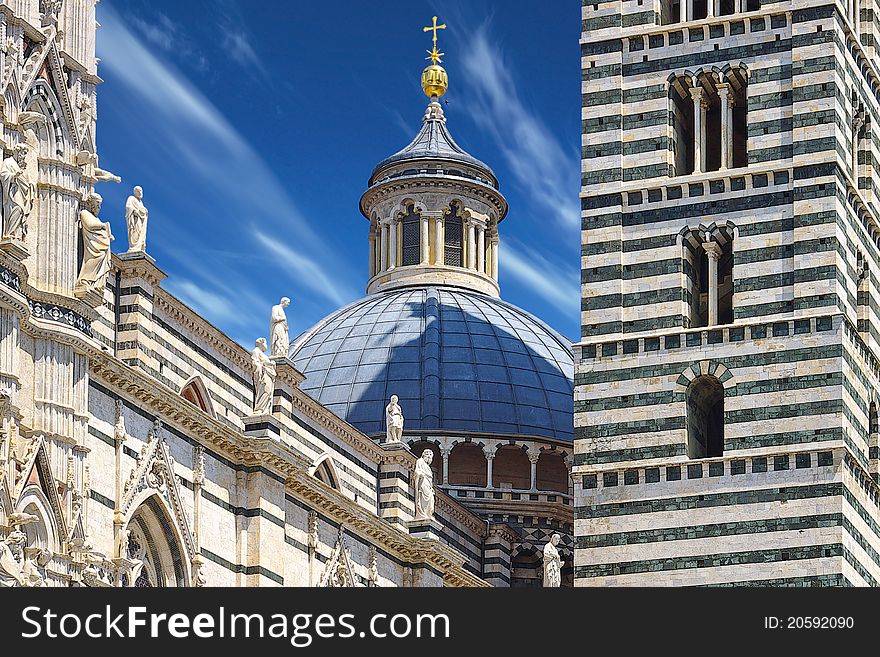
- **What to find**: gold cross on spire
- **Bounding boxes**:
[423,15,447,65]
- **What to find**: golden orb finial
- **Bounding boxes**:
[421,16,448,98]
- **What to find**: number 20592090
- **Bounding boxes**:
[764,617,854,630]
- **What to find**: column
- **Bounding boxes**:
[492,236,500,280]
[477,225,486,273]
[368,232,377,277]
[441,448,450,484]
[727,94,736,169]
[485,451,494,488]
[707,0,715,18]
[717,83,730,171]
[380,222,388,273]
[690,87,704,174]
[467,221,477,270]
[679,0,687,22]
[420,213,430,264]
[435,215,444,264]
[528,450,540,491]
[704,242,722,326]
[388,219,397,269]
[191,446,205,586]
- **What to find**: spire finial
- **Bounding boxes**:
[421,16,449,99]
[423,15,447,64]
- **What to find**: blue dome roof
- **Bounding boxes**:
[290,287,574,441]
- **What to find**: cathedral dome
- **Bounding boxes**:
[290,286,574,442]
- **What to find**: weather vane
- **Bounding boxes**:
[423,15,447,65]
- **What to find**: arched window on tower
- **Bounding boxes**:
[660,0,683,24]
[687,375,725,459]
[444,202,464,267]
[686,235,733,328]
[669,76,695,176]
[869,401,879,481]
[857,250,871,337]
[727,69,748,169]
[400,204,421,266]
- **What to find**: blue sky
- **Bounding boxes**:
[94,1,581,345]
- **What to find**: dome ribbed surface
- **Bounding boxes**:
[290,287,573,441]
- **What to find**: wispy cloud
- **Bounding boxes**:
[97,5,358,340]
[221,27,267,79]
[455,26,580,230]
[254,230,357,308]
[502,239,580,318]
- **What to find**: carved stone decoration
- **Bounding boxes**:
[118,419,196,581]
[367,546,379,586]
[307,510,318,550]
[318,526,357,587]
[39,0,63,28]
[251,337,276,415]
[125,186,148,253]
[75,193,114,296]
[0,512,47,587]
[270,297,291,357]
[385,395,404,443]
[0,143,35,242]
[114,400,126,444]
[542,533,562,588]
[192,446,205,486]
[413,449,435,521]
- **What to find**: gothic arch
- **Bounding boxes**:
[180,375,215,417]
[23,79,68,158]
[3,79,20,124]
[124,494,190,587]
[16,486,57,551]
[309,453,341,490]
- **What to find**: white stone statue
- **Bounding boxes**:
[0,142,35,241]
[251,337,276,415]
[385,395,404,443]
[542,533,562,588]
[0,528,27,587]
[413,449,435,521]
[270,297,291,357]
[125,185,149,253]
[0,512,40,587]
[75,193,114,294]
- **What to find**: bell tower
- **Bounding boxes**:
[576,0,880,586]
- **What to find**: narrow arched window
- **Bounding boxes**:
[669,77,695,176]
[869,401,878,480]
[687,376,725,459]
[857,250,870,337]
[660,0,682,24]
[444,202,464,267]
[399,204,420,266]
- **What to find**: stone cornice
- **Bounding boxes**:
[0,250,99,350]
[89,352,485,585]
[361,177,507,223]
[285,470,487,587]
[289,386,417,468]
[89,351,312,472]
[150,283,251,372]
[435,489,487,538]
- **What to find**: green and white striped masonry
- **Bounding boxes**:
[576,0,880,586]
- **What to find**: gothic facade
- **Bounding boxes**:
[576,0,880,585]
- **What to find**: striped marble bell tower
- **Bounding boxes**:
[575,0,880,586]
